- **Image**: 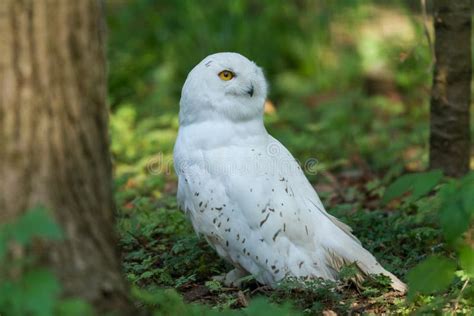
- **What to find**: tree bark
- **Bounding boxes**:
[0,0,132,312]
[429,0,472,177]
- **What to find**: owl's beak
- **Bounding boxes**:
[247,84,254,97]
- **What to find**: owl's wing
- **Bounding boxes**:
[250,136,406,292]
[175,136,405,292]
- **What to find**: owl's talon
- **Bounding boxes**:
[213,268,248,288]
[211,274,225,282]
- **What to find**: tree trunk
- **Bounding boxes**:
[0,0,132,312]
[429,0,472,177]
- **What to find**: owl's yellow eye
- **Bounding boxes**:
[218,70,235,81]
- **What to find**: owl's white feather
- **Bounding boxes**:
[173,52,406,292]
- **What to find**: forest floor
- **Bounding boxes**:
[107,3,473,313]
[114,160,455,315]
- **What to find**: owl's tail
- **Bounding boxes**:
[322,221,407,293]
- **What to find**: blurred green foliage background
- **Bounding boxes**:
[2,1,473,315]
[104,0,474,314]
[107,0,445,191]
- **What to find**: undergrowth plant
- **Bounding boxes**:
[383,170,474,314]
[0,206,301,316]
[0,207,93,316]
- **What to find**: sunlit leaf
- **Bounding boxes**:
[459,245,474,278]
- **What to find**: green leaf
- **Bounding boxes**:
[0,280,22,315]
[438,199,470,243]
[0,268,62,316]
[407,256,456,299]
[10,206,63,246]
[138,270,155,280]
[461,174,474,217]
[0,206,63,262]
[56,299,94,316]
[382,170,443,204]
[21,268,62,316]
[437,181,471,242]
[382,174,414,204]
[205,280,223,292]
[459,245,474,278]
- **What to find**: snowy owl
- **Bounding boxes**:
[173,52,406,292]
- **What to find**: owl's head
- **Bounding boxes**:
[179,52,268,125]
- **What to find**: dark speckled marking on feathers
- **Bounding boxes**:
[272,229,282,241]
[260,213,270,227]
